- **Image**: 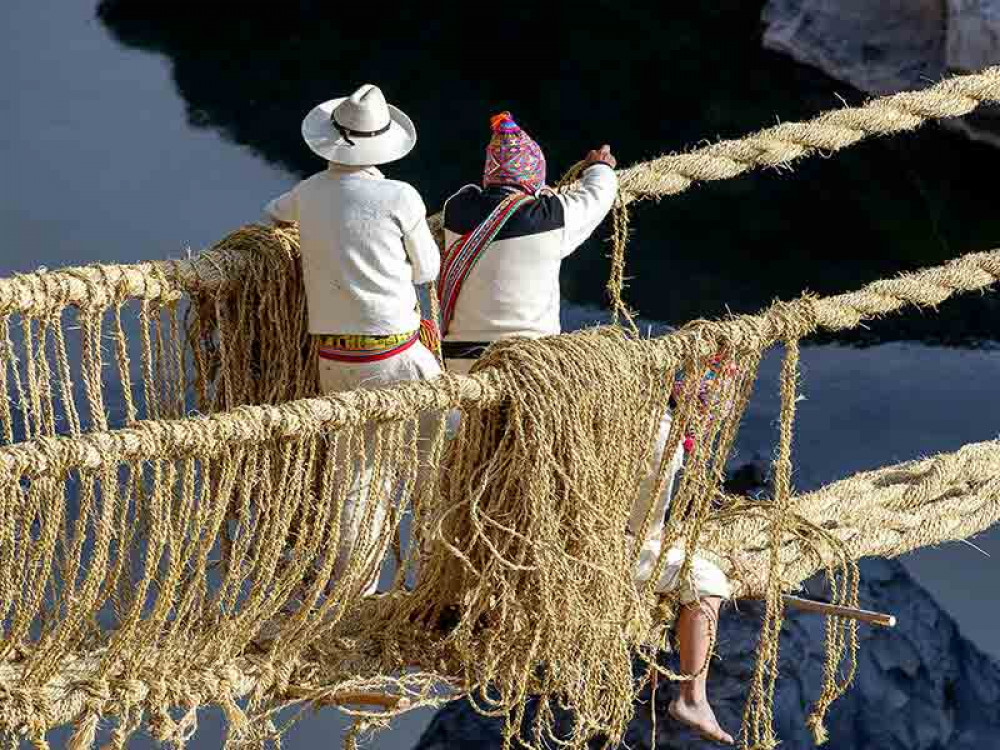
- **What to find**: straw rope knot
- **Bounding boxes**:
[66,679,112,750]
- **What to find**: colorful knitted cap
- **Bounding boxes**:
[483,112,547,194]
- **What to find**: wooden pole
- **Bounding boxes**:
[326,691,412,710]
[782,594,896,628]
[282,688,413,711]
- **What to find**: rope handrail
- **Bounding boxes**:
[1,247,997,481]
[0,241,270,316]
[613,65,1000,203]
[716,437,1000,600]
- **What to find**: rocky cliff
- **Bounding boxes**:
[762,0,1000,146]
[414,559,1000,749]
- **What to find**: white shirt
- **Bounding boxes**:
[265,164,440,335]
[441,164,618,342]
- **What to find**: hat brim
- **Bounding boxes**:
[301,98,416,166]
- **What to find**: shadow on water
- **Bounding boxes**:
[95,0,1000,345]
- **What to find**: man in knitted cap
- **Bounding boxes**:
[438,112,617,367]
[439,113,734,744]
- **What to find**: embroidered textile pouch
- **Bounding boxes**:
[672,353,740,452]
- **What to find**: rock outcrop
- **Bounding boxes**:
[414,559,1000,749]
[762,0,1000,146]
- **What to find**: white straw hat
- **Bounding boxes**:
[301,84,416,166]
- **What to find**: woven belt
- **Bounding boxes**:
[316,330,419,363]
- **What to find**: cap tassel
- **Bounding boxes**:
[490,111,520,134]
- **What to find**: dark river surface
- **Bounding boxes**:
[3,1,1000,747]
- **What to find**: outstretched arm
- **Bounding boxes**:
[558,145,619,257]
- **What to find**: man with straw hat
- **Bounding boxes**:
[439,113,734,744]
[264,84,442,596]
[265,83,440,390]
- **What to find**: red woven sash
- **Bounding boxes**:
[438,192,533,335]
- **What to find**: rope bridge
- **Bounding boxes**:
[0,67,999,750]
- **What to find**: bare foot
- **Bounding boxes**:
[669,695,734,745]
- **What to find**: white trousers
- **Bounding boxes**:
[319,342,443,595]
[627,412,732,604]
[319,340,443,393]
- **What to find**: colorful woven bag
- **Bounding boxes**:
[672,352,741,452]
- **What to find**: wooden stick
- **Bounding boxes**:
[328,691,412,710]
[783,594,896,627]
[282,688,412,711]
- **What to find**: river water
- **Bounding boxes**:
[2,1,999,748]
